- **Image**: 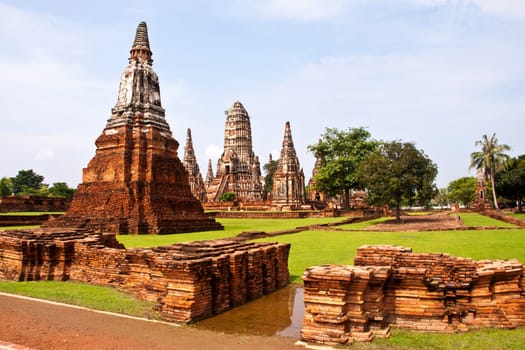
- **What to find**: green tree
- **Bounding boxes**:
[469,133,511,209]
[0,177,13,196]
[263,158,278,194]
[49,182,76,199]
[432,188,449,209]
[11,169,46,195]
[307,127,379,209]
[496,155,525,212]
[219,192,235,202]
[447,177,477,208]
[357,141,438,221]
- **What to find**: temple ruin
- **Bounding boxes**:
[271,121,305,209]
[0,229,290,323]
[44,22,222,234]
[307,156,326,203]
[183,128,207,202]
[301,245,525,345]
[206,101,264,202]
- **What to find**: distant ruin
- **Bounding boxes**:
[43,22,222,234]
[270,122,306,209]
[0,228,290,323]
[183,128,207,202]
[301,245,525,345]
[206,101,265,202]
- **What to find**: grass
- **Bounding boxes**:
[353,328,525,350]
[0,225,40,231]
[508,212,525,220]
[457,212,517,228]
[118,217,345,248]
[256,228,525,283]
[0,212,64,216]
[0,280,157,319]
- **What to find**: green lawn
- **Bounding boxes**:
[256,228,525,283]
[457,212,517,228]
[0,212,64,216]
[0,280,157,319]
[118,217,345,248]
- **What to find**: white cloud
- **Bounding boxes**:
[398,0,525,20]
[254,0,348,21]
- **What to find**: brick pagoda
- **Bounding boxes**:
[44,22,222,234]
[271,121,305,208]
[183,128,207,202]
[206,101,264,201]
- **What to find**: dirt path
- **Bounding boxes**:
[0,294,300,350]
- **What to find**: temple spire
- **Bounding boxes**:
[130,21,152,63]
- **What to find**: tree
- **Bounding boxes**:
[10,169,46,195]
[263,158,278,194]
[307,127,379,209]
[0,177,13,197]
[49,182,76,199]
[496,155,525,212]
[357,141,438,221]
[469,133,511,209]
[432,188,449,209]
[447,177,477,208]
[219,192,235,202]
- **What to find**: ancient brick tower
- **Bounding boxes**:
[44,22,223,234]
[271,121,305,208]
[473,168,491,210]
[183,128,207,202]
[307,155,326,202]
[206,101,264,201]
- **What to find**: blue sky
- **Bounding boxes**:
[1,0,524,189]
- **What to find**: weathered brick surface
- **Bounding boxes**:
[301,245,525,345]
[0,229,290,323]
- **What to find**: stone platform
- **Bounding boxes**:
[0,228,290,323]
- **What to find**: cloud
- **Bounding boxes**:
[35,149,56,161]
[254,0,349,21]
[399,0,525,20]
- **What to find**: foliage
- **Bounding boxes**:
[0,280,157,318]
[0,177,13,196]
[263,158,278,193]
[307,127,379,208]
[496,155,525,212]
[357,141,438,221]
[219,191,235,202]
[470,133,511,209]
[10,169,46,195]
[432,188,449,209]
[447,177,477,207]
[49,182,76,199]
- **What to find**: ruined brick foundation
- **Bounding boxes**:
[0,229,290,323]
[301,245,525,345]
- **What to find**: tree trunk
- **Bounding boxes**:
[490,167,499,209]
[518,194,523,213]
[395,203,401,223]
[344,188,350,210]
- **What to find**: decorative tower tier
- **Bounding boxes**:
[183,128,207,202]
[271,121,305,208]
[206,101,264,201]
[44,22,222,234]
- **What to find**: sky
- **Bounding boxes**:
[1,0,524,189]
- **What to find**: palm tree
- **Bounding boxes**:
[469,133,511,209]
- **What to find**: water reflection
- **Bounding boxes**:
[194,284,304,338]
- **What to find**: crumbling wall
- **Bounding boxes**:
[0,229,290,323]
[302,245,525,345]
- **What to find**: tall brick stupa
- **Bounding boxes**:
[45,22,223,234]
[206,101,264,201]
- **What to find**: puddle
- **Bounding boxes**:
[194,284,304,338]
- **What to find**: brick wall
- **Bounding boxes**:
[0,229,290,323]
[301,245,525,345]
